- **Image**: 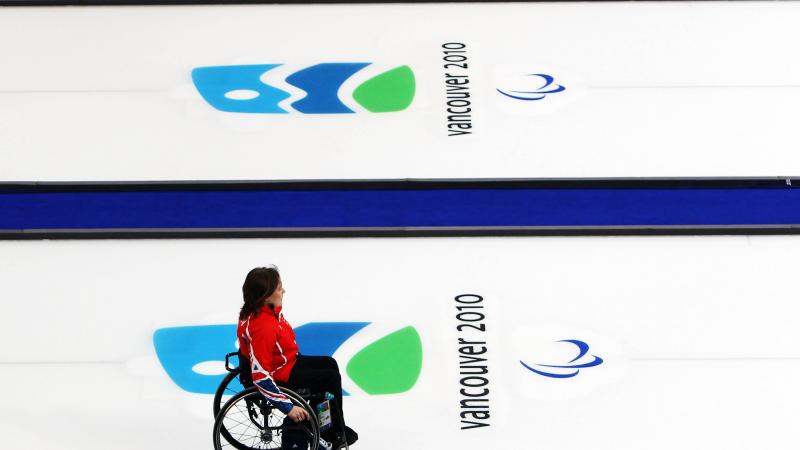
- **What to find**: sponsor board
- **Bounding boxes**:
[3,3,800,180]
[2,237,800,449]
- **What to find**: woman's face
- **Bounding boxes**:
[266,280,285,308]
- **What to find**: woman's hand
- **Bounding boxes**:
[287,406,310,422]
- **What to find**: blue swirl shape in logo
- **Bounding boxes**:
[191,64,291,113]
[497,73,566,101]
[153,322,369,394]
[520,339,603,379]
[294,322,370,359]
[286,63,370,114]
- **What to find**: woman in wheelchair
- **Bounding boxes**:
[237,266,358,450]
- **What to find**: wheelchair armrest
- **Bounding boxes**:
[276,381,313,398]
[295,388,313,397]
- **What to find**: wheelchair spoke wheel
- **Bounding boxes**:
[213,386,321,450]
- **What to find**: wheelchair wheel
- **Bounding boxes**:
[213,386,320,450]
[213,371,241,418]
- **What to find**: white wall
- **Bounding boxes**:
[1,235,799,449]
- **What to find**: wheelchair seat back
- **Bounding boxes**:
[230,351,254,388]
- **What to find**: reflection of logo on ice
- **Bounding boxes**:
[153,322,423,395]
[192,63,415,114]
[496,73,565,101]
[520,339,603,378]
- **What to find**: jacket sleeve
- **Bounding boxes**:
[247,321,294,415]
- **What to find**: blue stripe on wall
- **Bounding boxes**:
[2,187,800,230]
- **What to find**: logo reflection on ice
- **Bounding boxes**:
[153,322,423,395]
[520,339,603,378]
[192,63,416,114]
[496,73,565,101]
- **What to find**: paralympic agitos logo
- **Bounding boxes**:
[192,63,416,114]
[153,322,423,395]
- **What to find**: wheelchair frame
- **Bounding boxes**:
[212,352,350,450]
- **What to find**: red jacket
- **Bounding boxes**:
[237,305,299,383]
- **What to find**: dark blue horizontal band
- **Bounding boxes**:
[2,185,800,232]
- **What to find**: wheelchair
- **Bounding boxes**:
[213,352,348,450]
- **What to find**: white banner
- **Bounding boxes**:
[2,2,800,180]
[1,236,799,449]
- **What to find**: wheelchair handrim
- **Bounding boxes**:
[213,386,321,450]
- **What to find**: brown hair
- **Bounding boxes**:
[239,267,281,320]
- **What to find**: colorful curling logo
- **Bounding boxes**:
[154,322,423,395]
[192,63,416,114]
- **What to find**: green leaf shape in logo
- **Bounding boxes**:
[352,65,415,113]
[346,326,422,394]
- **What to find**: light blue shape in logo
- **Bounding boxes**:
[286,63,370,114]
[153,324,237,394]
[191,64,290,113]
[497,73,566,101]
[520,339,603,379]
[153,322,371,395]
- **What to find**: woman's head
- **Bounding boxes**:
[239,266,284,320]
